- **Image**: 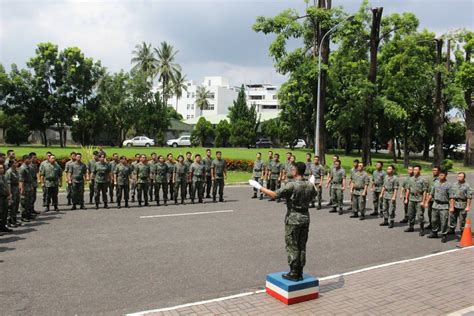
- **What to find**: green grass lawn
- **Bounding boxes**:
[2,145,473,184]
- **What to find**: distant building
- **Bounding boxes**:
[171,76,239,120]
[245,83,280,113]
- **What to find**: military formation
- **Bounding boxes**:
[251,152,472,244]
[0,149,228,234]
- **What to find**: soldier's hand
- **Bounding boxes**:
[449,207,454,213]
[391,197,396,202]
[404,198,408,204]
[465,207,470,212]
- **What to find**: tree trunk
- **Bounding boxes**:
[396,138,402,159]
[362,7,383,166]
[464,44,474,166]
[391,138,397,162]
[423,138,430,160]
[58,124,64,148]
[42,129,48,147]
[432,38,444,166]
[176,96,179,112]
[403,131,409,168]
[344,133,352,155]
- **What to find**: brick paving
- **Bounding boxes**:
[144,248,474,316]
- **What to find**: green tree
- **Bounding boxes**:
[228,85,259,147]
[214,120,231,147]
[155,41,181,106]
[173,71,187,112]
[131,42,156,80]
[4,114,30,146]
[167,107,183,120]
[195,85,212,116]
[191,117,214,147]
[444,121,466,157]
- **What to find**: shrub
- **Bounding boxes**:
[441,159,454,172]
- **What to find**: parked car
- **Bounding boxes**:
[166,135,191,147]
[254,138,274,148]
[122,136,155,147]
[286,139,307,149]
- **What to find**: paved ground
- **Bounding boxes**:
[1,174,473,315]
[142,248,474,316]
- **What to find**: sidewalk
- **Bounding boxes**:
[138,247,474,315]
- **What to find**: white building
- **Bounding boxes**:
[245,83,280,114]
[172,76,239,120]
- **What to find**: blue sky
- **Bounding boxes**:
[1,0,472,86]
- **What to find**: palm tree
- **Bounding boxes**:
[154,41,181,106]
[131,42,156,80]
[173,71,187,112]
[195,86,212,116]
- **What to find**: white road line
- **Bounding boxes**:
[447,305,474,316]
[139,209,234,219]
[127,247,472,315]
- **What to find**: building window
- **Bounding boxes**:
[192,92,195,98]
[187,104,190,110]
[249,95,263,100]
[187,93,190,98]
[262,105,277,109]
[186,115,190,119]
[191,115,194,118]
[209,92,215,99]
[207,104,215,110]
[191,104,194,110]
[273,95,277,100]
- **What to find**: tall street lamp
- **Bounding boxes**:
[315,15,354,156]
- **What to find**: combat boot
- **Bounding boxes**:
[125,201,129,208]
[359,215,365,220]
[95,203,99,210]
[164,200,168,206]
[419,223,425,236]
[338,208,343,215]
[282,270,300,282]
[219,196,224,202]
[71,204,77,210]
[54,205,59,212]
[329,207,337,213]
[251,193,257,199]
[427,232,438,238]
[175,199,178,205]
[441,235,447,243]
[380,219,389,226]
[370,211,379,216]
[191,199,195,204]
[404,225,414,232]
[310,202,315,208]
[198,199,203,203]
[45,205,50,213]
[67,199,71,206]
[144,201,149,207]
[350,213,359,218]
[104,202,109,209]
[138,201,142,207]
[400,217,408,224]
[181,199,185,205]
[80,203,86,210]
[213,197,217,203]
[389,220,394,228]
[317,203,321,210]
[117,202,121,209]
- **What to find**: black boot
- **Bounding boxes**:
[138,201,142,207]
[164,200,167,206]
[67,199,71,206]
[282,269,300,282]
[350,213,359,218]
[213,197,217,203]
[338,208,343,215]
[125,201,129,208]
[191,200,195,204]
[359,214,365,220]
[400,217,408,224]
[251,194,257,199]
[117,202,121,209]
[404,225,414,232]
[317,203,321,210]
[175,199,178,205]
[380,219,389,226]
[419,224,425,236]
[144,201,149,207]
[329,207,337,213]
[441,235,447,243]
[104,202,109,209]
[427,232,438,238]
[95,203,99,210]
[370,211,379,216]
[71,204,77,210]
[389,221,394,228]
[80,203,86,209]
[181,199,185,205]
[259,195,263,200]
[45,205,50,213]
[54,205,59,212]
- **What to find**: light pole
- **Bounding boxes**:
[315,15,354,156]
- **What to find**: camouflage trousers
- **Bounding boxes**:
[148,180,154,201]
[72,182,85,206]
[427,200,434,227]
[168,179,174,201]
[0,196,8,227]
[408,200,424,226]
[285,224,309,270]
[312,184,322,207]
[89,179,95,203]
[213,179,224,199]
[174,180,186,201]
[116,184,130,204]
[382,198,396,220]
[8,186,20,222]
[373,190,382,212]
[20,190,33,218]
[45,186,59,208]
[403,200,409,219]
[191,181,203,202]
[185,181,193,199]
[330,187,343,209]
[205,175,212,197]
[450,208,467,233]
[108,183,115,203]
[137,183,149,204]
[154,182,168,203]
[431,207,449,235]
[253,177,263,197]
[352,192,366,215]
[94,182,108,205]
[66,182,73,204]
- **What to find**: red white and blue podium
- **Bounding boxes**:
[265,272,319,305]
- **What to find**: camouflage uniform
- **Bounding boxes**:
[39,159,49,207]
[91,162,111,207]
[190,162,206,203]
[269,161,282,192]
[348,167,357,211]
[427,176,439,229]
[134,162,151,206]
[5,167,20,224]
[407,175,429,231]
[40,162,62,210]
[65,159,74,205]
[310,163,324,208]
[165,160,175,201]
[203,156,213,198]
[285,162,296,183]
[87,159,97,204]
[430,181,451,236]
[68,161,87,208]
[18,163,33,219]
[115,163,132,207]
[351,170,369,216]
[108,160,119,203]
[382,175,399,222]
[303,161,312,180]
[173,162,188,203]
[148,159,157,201]
[0,173,9,228]
[401,176,412,220]
[449,181,472,233]
[29,161,39,212]
[152,162,168,205]
[330,167,346,211]
[252,159,265,199]
[130,160,139,202]
[212,158,226,202]
[372,170,386,215]
[275,179,316,276]
[266,158,274,190]
[184,159,194,199]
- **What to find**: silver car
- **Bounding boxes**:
[122,136,155,147]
